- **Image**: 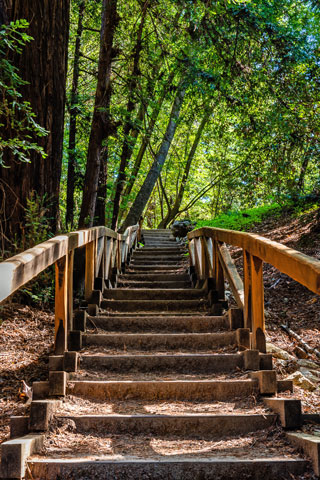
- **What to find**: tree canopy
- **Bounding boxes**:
[0,0,320,248]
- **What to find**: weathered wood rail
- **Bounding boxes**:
[0,223,141,354]
[188,226,320,352]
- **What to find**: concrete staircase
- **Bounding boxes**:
[22,230,312,478]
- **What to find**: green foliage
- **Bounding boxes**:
[17,191,54,307]
[0,20,48,165]
[20,270,54,308]
[61,0,320,229]
[23,191,52,248]
[196,204,282,231]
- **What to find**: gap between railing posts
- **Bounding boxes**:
[188,226,320,353]
[0,223,140,356]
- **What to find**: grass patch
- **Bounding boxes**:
[195,204,282,231]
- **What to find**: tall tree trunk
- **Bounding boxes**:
[66,0,85,229]
[78,0,117,228]
[94,147,108,226]
[0,0,70,242]
[158,108,211,228]
[111,0,149,230]
[121,86,186,231]
[120,72,175,209]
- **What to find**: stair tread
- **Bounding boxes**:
[29,431,306,464]
[81,345,237,354]
[55,397,267,416]
[69,372,249,381]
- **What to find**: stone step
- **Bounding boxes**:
[100,299,208,312]
[28,458,308,480]
[118,273,190,281]
[55,413,277,436]
[80,353,243,373]
[82,332,236,350]
[89,315,228,332]
[116,280,191,289]
[103,288,203,301]
[67,379,259,400]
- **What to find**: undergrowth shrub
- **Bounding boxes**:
[15,191,55,308]
[196,204,282,231]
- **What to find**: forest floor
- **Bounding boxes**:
[0,207,320,449]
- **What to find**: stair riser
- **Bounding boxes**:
[131,259,183,265]
[143,244,180,248]
[96,312,210,317]
[133,251,185,256]
[118,274,190,281]
[127,265,185,271]
[83,332,236,350]
[144,241,177,245]
[58,414,277,436]
[103,289,203,301]
[80,354,242,373]
[29,459,308,480]
[139,248,184,253]
[67,380,258,401]
[101,300,208,312]
[116,282,191,289]
[89,316,229,332]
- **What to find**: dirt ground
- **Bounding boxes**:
[0,304,54,446]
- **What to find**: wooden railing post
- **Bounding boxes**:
[200,236,209,279]
[194,237,202,279]
[55,255,68,354]
[85,240,95,302]
[117,234,122,271]
[205,237,214,278]
[67,250,74,334]
[104,237,112,282]
[188,238,195,268]
[243,250,252,330]
[215,241,225,300]
[250,254,266,352]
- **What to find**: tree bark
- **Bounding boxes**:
[158,108,211,228]
[0,0,70,242]
[94,147,108,226]
[120,71,175,208]
[121,86,186,231]
[78,0,117,228]
[66,0,85,229]
[111,0,149,230]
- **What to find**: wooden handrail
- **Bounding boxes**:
[188,226,320,352]
[0,222,141,354]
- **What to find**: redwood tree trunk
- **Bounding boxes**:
[94,147,108,226]
[78,0,118,229]
[66,0,85,229]
[0,0,70,241]
[121,86,186,231]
